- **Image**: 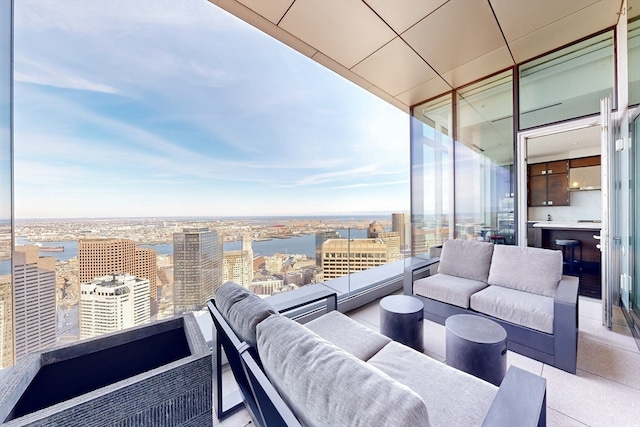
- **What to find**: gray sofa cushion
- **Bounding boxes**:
[216,281,277,347]
[368,341,497,427]
[438,239,494,283]
[414,273,488,309]
[305,310,391,361]
[470,285,554,334]
[488,245,562,297]
[257,314,431,427]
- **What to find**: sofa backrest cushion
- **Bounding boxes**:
[257,314,431,427]
[438,239,494,283]
[487,245,562,297]
[215,281,277,348]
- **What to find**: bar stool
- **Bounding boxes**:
[555,239,582,275]
[489,234,506,244]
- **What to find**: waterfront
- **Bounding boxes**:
[0,228,371,275]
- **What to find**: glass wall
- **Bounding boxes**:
[456,71,514,244]
[0,0,13,368]
[630,19,640,106]
[410,94,453,258]
[519,31,615,129]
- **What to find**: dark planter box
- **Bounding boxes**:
[0,313,212,426]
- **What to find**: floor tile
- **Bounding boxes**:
[507,350,544,376]
[542,364,640,426]
[347,300,381,327]
[577,337,640,390]
[423,319,446,359]
[547,408,588,427]
[579,315,639,353]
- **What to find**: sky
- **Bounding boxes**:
[13,0,410,219]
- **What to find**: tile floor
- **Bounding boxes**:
[214,295,640,426]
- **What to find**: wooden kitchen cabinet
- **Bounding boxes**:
[569,155,600,168]
[528,160,569,206]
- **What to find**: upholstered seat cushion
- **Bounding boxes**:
[368,341,497,427]
[414,273,488,309]
[438,239,494,283]
[257,314,431,427]
[305,310,391,361]
[488,245,562,297]
[215,281,277,347]
[470,285,554,334]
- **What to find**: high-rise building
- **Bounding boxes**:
[223,234,253,287]
[321,238,395,280]
[78,239,158,316]
[13,246,57,362]
[80,274,150,339]
[173,227,222,313]
[392,213,411,252]
[368,221,401,263]
[0,274,13,368]
[315,230,341,267]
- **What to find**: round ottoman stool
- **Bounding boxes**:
[445,314,507,386]
[380,295,424,352]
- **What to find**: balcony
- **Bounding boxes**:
[1,260,638,426]
[214,267,640,426]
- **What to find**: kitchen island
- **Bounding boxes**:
[532,221,601,298]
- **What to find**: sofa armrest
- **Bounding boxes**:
[403,258,440,295]
[553,275,579,374]
[482,366,547,427]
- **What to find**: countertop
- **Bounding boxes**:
[532,221,602,230]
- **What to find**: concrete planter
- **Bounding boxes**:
[0,313,212,426]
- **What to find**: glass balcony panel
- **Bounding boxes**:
[0,0,13,369]
[411,94,453,259]
[456,71,514,244]
[519,31,615,129]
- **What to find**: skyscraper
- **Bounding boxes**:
[0,274,13,368]
[315,230,341,267]
[13,246,57,362]
[321,238,394,280]
[392,213,411,252]
[368,221,401,263]
[173,227,222,313]
[80,274,150,339]
[78,239,158,316]
[223,234,253,287]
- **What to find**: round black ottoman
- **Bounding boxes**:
[445,314,507,386]
[380,295,424,352]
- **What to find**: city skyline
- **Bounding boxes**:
[13,0,409,220]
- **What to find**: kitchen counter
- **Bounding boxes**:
[532,221,601,230]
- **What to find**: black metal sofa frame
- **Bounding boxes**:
[208,291,547,427]
[404,258,579,374]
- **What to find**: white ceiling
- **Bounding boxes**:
[527,125,601,162]
[211,0,626,113]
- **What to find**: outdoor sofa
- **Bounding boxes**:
[404,239,579,374]
[208,281,547,427]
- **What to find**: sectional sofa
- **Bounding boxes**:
[404,239,579,374]
[208,281,547,427]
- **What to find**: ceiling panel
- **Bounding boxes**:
[441,46,513,89]
[629,0,640,18]
[237,0,293,24]
[351,37,439,96]
[279,0,396,69]
[365,0,447,34]
[402,0,506,75]
[212,0,625,111]
[395,76,451,107]
[491,0,601,42]
[508,1,620,63]
[312,51,375,90]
